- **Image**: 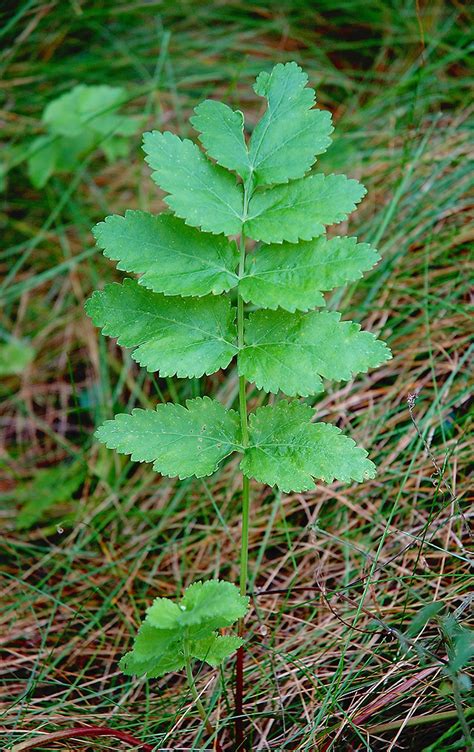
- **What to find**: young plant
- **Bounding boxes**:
[21,85,139,189]
[86,62,391,741]
[121,580,248,742]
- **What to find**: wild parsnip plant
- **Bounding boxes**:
[86,62,391,731]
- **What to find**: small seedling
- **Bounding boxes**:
[9,84,139,189]
[121,580,248,739]
[86,62,391,743]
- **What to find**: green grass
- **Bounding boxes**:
[1,1,472,750]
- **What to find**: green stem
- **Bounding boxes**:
[237,227,250,600]
[235,187,251,750]
[184,640,216,739]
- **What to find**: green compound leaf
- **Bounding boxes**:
[239,310,392,397]
[240,236,380,312]
[242,401,376,492]
[245,173,366,244]
[95,397,241,480]
[85,279,237,378]
[120,580,248,678]
[190,634,243,666]
[191,100,250,180]
[249,61,333,186]
[93,211,239,298]
[142,130,244,236]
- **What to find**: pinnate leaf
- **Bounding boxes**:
[240,236,380,312]
[191,100,250,180]
[143,130,244,236]
[95,397,241,479]
[242,401,376,492]
[239,309,392,397]
[245,173,366,244]
[85,279,237,378]
[93,211,239,297]
[249,61,333,185]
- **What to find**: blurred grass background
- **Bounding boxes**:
[0,1,472,750]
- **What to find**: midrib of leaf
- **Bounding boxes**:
[175,144,244,221]
[116,233,238,276]
[153,432,241,450]
[246,187,323,222]
[244,257,359,277]
[251,416,309,447]
[126,305,237,348]
[252,116,317,170]
[248,75,293,172]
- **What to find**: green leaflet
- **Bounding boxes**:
[191,100,250,180]
[245,173,367,243]
[143,130,244,236]
[85,279,237,378]
[120,650,185,678]
[43,84,129,137]
[239,236,380,312]
[241,401,376,492]
[239,309,392,397]
[249,61,333,185]
[93,211,239,297]
[95,397,241,479]
[179,579,249,631]
[190,634,243,666]
[147,580,249,637]
[120,580,248,678]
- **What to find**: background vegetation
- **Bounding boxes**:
[1,1,472,750]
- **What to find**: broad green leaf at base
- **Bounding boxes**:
[120,579,248,678]
[95,397,241,479]
[242,401,376,492]
[93,211,239,297]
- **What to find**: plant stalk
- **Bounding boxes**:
[235,199,251,750]
[184,640,222,751]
